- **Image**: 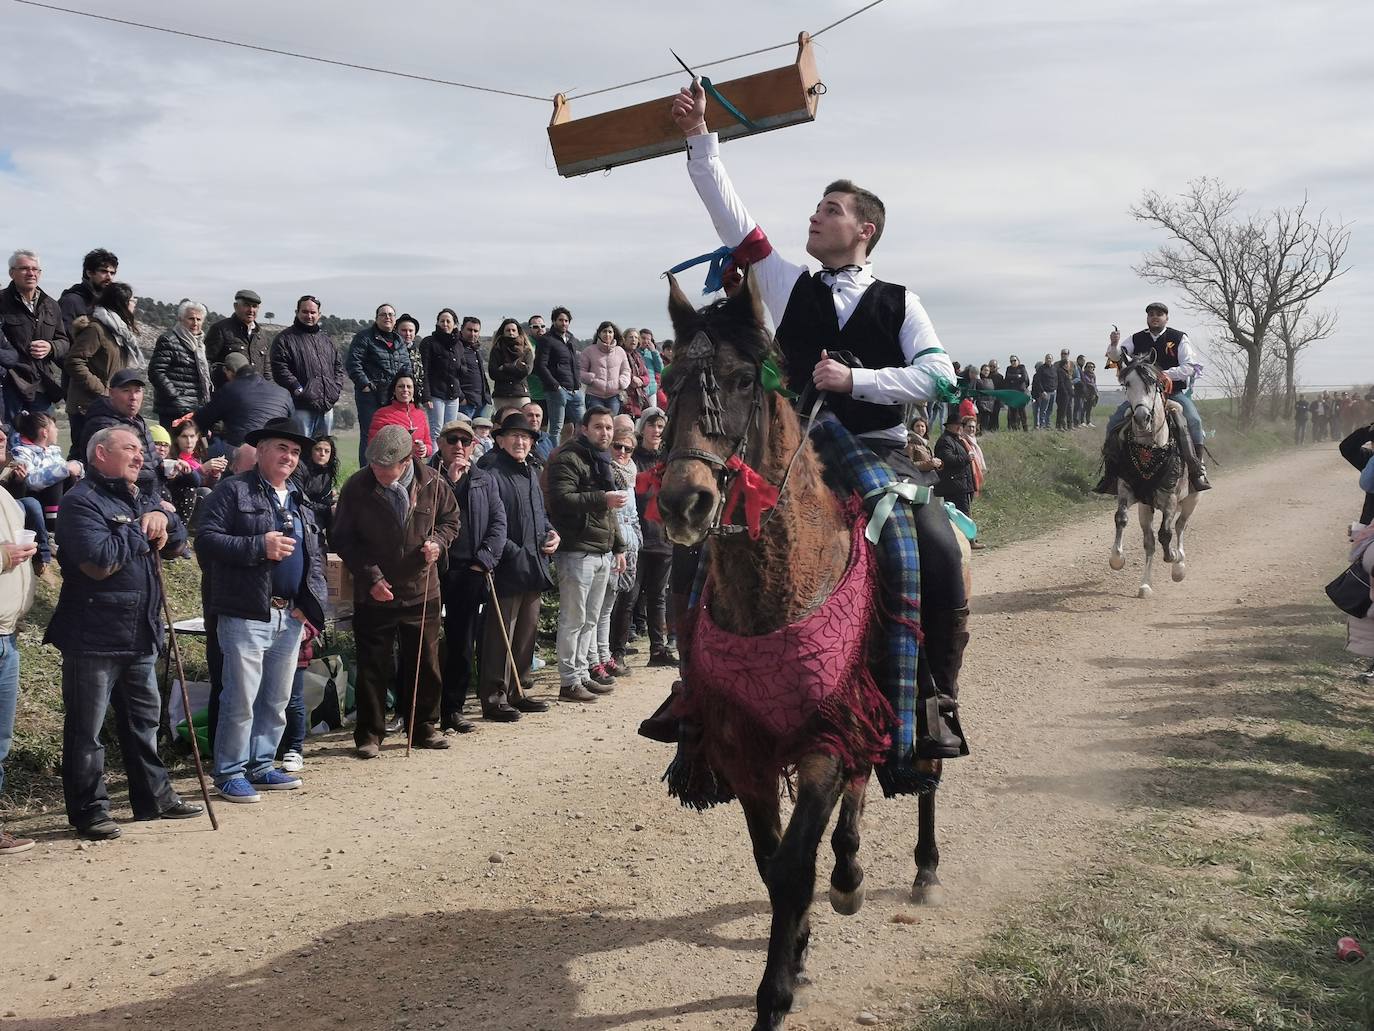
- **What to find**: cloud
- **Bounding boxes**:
[2,0,1369,386]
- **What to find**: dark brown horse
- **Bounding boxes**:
[655,272,953,1031]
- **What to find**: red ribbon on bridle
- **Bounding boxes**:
[636,456,779,540]
[637,462,665,522]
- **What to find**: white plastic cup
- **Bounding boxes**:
[17,530,36,546]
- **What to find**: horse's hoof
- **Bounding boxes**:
[1138,584,1152,599]
[910,879,945,906]
[829,881,865,916]
[1109,554,1125,571]
[1172,562,1186,582]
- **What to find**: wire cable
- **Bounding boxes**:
[11,0,551,102]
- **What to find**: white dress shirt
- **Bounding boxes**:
[685,132,955,445]
[1109,327,1203,384]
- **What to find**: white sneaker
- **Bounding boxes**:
[281,751,304,773]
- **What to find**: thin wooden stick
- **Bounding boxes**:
[154,551,217,830]
[484,571,525,698]
[405,476,442,757]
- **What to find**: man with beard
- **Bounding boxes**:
[58,248,119,336]
[271,295,345,438]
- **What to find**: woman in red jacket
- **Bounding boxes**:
[366,370,434,459]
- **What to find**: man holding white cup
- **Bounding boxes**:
[1,490,38,854]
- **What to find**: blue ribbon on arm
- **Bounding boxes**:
[667,246,734,295]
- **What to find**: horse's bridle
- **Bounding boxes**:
[661,329,767,537]
[1122,357,1164,436]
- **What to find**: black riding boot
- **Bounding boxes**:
[1171,407,1212,491]
[1093,432,1122,495]
[915,606,970,759]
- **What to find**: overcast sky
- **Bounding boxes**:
[1,0,1367,387]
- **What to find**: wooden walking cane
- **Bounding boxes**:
[405,476,442,757]
[484,571,526,697]
[154,551,218,830]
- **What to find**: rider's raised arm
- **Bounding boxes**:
[848,295,956,404]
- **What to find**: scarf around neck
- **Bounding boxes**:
[568,434,616,491]
[173,321,212,397]
[92,306,142,362]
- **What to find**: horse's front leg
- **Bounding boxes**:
[1109,493,1130,571]
[1157,496,1177,564]
[740,791,782,887]
[1172,492,1198,582]
[1137,502,1156,598]
[911,787,945,905]
[828,766,870,916]
[754,754,844,1031]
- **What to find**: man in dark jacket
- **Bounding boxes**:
[456,316,491,418]
[1003,355,1031,431]
[205,288,270,385]
[933,417,977,520]
[533,307,580,440]
[332,425,461,757]
[196,419,327,803]
[0,249,70,423]
[46,425,202,839]
[58,247,119,336]
[346,304,409,464]
[546,407,625,702]
[81,368,195,502]
[1054,350,1075,431]
[520,400,556,468]
[631,408,676,665]
[270,295,344,438]
[1031,353,1056,430]
[481,413,559,716]
[190,352,294,452]
[430,417,510,727]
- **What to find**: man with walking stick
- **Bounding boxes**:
[195,419,328,803]
[479,412,559,719]
[333,424,460,758]
[46,426,203,840]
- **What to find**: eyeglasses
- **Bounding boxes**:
[13,266,40,275]
[443,434,474,446]
[611,443,634,454]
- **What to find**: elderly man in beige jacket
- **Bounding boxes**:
[1,489,38,855]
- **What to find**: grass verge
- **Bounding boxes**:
[912,626,1374,1031]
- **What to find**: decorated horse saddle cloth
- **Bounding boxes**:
[683,515,887,745]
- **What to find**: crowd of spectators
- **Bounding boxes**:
[0,246,678,855]
[1295,389,1374,446]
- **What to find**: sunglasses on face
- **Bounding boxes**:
[443,434,474,446]
[611,443,634,454]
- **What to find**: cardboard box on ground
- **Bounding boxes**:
[326,553,354,621]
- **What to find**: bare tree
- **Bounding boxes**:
[1131,178,1350,426]
[1208,338,1284,420]
[1273,303,1337,410]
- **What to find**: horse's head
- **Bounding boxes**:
[656,269,776,546]
[1118,348,1163,433]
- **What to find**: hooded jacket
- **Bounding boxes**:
[68,312,143,416]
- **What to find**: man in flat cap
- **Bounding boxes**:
[1097,302,1212,493]
[332,424,461,757]
[205,288,271,386]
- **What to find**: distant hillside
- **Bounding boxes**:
[134,296,369,341]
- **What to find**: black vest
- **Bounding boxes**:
[774,275,907,435]
[1131,327,1184,373]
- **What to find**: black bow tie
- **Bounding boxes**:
[820,264,863,278]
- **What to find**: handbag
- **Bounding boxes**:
[1326,559,1372,618]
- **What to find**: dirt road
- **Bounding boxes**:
[2,444,1351,1030]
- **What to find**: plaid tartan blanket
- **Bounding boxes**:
[810,420,927,795]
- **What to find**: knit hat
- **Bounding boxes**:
[365,424,414,466]
[149,423,172,446]
[958,398,978,421]
[635,406,666,435]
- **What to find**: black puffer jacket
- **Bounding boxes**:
[194,472,328,630]
[270,322,345,412]
[534,331,578,392]
[932,431,975,498]
[421,330,464,402]
[346,325,410,395]
[79,396,161,498]
[458,341,490,410]
[149,328,213,418]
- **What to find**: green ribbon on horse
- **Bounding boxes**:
[760,358,798,400]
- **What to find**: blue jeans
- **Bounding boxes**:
[544,387,567,433]
[292,407,334,440]
[1106,392,1203,448]
[281,667,307,756]
[1034,394,1054,429]
[0,634,18,799]
[212,610,304,784]
[355,387,382,466]
[555,551,612,686]
[561,387,586,429]
[16,495,51,567]
[586,394,621,416]
[61,652,178,826]
[429,397,464,441]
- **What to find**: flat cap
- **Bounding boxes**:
[224,352,251,372]
[439,417,475,439]
[1145,301,1169,314]
[365,424,414,466]
[235,289,262,305]
[109,367,147,388]
[472,416,494,429]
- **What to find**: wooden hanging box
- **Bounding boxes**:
[548,34,823,178]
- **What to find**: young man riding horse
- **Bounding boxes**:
[646,79,971,781]
[1095,302,1212,495]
